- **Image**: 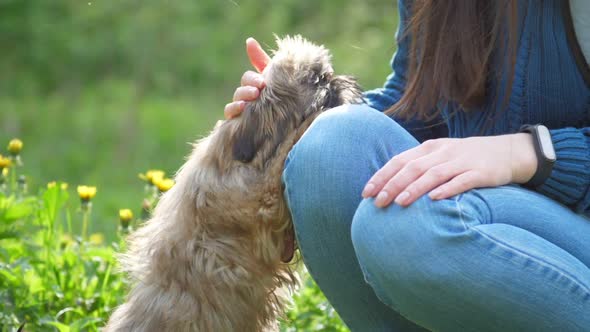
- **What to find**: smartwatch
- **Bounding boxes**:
[519,124,556,188]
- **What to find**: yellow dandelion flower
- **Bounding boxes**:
[47,181,57,189]
[151,171,165,183]
[119,209,133,222]
[77,185,97,202]
[154,178,175,192]
[7,138,23,155]
[61,183,68,190]
[139,170,165,185]
[119,208,133,228]
[0,155,11,169]
[89,233,104,245]
[1,167,8,177]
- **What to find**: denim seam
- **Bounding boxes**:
[454,196,590,299]
[468,189,495,224]
[355,254,421,327]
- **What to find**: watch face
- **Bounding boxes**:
[537,125,556,161]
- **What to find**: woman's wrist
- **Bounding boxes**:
[509,133,538,184]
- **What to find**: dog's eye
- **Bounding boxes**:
[320,72,332,84]
[310,75,320,85]
[310,72,332,86]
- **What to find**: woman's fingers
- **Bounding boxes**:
[361,156,406,198]
[227,75,263,119]
[241,70,265,88]
[362,140,439,199]
[429,171,482,200]
[224,101,246,119]
[224,38,269,120]
[396,162,465,206]
[371,151,450,207]
[246,37,271,73]
[233,86,260,102]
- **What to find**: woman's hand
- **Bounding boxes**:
[362,134,538,208]
[223,38,271,119]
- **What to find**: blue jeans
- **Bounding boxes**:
[282,105,590,331]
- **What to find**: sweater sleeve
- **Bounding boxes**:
[362,0,448,143]
[534,127,590,215]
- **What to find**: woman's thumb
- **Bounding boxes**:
[246,38,271,73]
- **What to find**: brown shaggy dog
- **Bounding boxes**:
[105,35,362,332]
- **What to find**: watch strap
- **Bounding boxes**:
[520,124,555,188]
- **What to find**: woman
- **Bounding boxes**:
[225,1,590,330]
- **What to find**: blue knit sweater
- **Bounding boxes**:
[364,0,590,216]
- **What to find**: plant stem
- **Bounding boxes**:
[10,165,16,193]
[81,205,91,241]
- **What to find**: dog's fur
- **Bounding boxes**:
[105,35,363,332]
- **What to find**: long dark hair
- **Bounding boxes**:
[386,0,518,121]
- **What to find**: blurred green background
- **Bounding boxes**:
[0,0,398,239]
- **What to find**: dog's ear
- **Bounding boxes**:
[326,75,363,108]
[231,96,297,163]
[232,103,265,163]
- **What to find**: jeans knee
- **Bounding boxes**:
[351,194,475,262]
[312,104,394,134]
[350,199,415,309]
[284,105,385,192]
[290,104,397,160]
[352,197,439,260]
[283,104,417,193]
[351,196,468,308]
[352,200,410,267]
[308,104,417,149]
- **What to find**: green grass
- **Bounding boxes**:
[0,80,223,242]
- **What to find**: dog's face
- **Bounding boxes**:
[231,35,363,163]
